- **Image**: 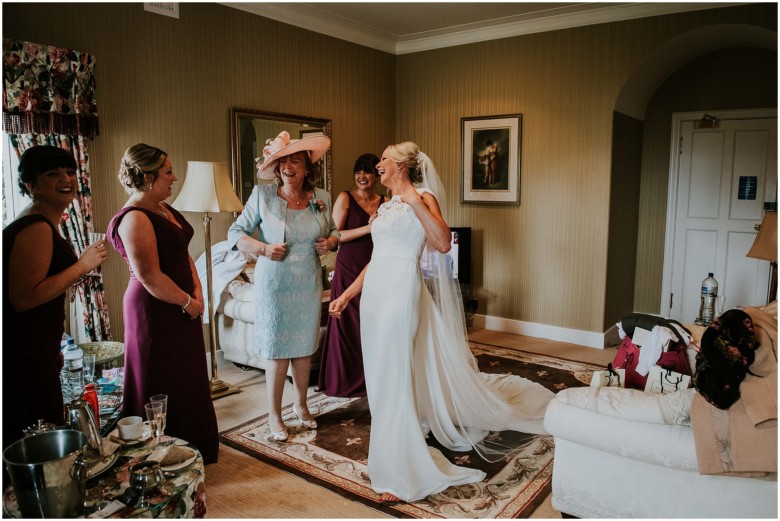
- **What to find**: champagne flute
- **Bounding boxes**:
[82,353,96,386]
[150,394,169,444]
[144,402,163,444]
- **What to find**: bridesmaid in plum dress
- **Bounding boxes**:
[318,154,385,397]
[107,144,218,464]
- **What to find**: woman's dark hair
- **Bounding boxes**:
[17,145,77,196]
[273,151,320,192]
[118,143,168,194]
[353,153,379,175]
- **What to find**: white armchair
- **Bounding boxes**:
[544,305,778,518]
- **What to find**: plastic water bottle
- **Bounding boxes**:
[61,339,83,402]
[696,273,719,325]
[60,333,72,351]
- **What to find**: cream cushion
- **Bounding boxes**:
[555,386,695,426]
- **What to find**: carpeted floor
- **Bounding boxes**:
[217,343,601,518]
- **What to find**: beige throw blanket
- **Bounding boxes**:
[691,303,777,476]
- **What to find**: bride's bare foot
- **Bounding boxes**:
[380,492,400,503]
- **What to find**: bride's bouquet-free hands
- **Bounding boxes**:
[395,181,423,207]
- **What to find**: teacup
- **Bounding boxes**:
[117,416,144,440]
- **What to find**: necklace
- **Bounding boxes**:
[157,205,168,218]
[280,188,308,206]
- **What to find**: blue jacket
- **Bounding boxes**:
[227,183,339,248]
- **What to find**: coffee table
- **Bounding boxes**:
[3,436,206,518]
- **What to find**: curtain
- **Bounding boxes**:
[4,39,110,342]
[2,39,98,137]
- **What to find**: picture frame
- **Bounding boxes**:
[299,128,329,191]
[461,114,522,204]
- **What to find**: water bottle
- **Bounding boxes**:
[60,339,83,402]
[60,333,72,351]
[696,273,719,325]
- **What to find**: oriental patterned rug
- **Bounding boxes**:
[219,343,600,518]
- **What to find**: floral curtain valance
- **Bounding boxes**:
[2,39,99,137]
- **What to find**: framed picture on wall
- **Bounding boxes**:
[299,128,329,191]
[461,114,522,204]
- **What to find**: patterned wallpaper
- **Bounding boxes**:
[4,2,776,340]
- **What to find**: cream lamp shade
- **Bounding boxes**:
[170,160,243,399]
[171,161,243,213]
[746,210,777,262]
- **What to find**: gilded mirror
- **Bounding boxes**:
[230,108,332,204]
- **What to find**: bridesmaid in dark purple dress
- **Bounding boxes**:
[318,154,385,397]
[107,144,218,464]
[3,146,107,463]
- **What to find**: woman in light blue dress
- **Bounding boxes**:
[228,131,338,442]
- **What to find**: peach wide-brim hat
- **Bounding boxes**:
[256,130,331,180]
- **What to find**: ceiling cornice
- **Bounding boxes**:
[221,2,746,55]
[222,2,398,53]
[396,3,744,54]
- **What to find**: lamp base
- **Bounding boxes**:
[210,377,241,400]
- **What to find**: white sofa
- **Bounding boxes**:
[214,253,335,378]
[544,390,777,518]
[543,310,778,519]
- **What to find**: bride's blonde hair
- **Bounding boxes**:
[386,142,423,184]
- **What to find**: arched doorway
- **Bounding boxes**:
[604,24,777,328]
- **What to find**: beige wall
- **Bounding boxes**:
[395,4,776,333]
[634,46,778,314]
[3,2,395,342]
[4,3,777,340]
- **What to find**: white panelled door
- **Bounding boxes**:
[663,111,777,323]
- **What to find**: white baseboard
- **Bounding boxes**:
[472,314,615,349]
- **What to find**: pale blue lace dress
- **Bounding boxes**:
[228,184,337,359]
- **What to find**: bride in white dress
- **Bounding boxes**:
[328,142,554,503]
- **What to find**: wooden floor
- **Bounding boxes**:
[205,328,616,518]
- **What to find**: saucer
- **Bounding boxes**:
[109,427,152,445]
[88,452,118,479]
[161,453,196,472]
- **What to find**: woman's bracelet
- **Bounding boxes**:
[182,294,191,314]
[259,245,266,257]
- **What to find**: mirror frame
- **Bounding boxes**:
[229,107,333,204]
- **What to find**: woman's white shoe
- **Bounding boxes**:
[293,406,318,429]
[270,427,289,442]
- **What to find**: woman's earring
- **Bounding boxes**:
[147,182,153,191]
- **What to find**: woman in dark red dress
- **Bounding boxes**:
[107,144,218,464]
[3,146,107,456]
[318,154,384,397]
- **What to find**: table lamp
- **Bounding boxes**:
[172,161,244,399]
[746,209,777,304]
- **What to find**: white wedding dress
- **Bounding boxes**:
[360,190,555,502]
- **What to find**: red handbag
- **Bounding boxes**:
[612,336,691,390]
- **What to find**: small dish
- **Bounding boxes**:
[149,446,197,472]
[161,453,197,472]
[88,452,118,479]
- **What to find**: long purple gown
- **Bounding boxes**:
[107,205,218,464]
[3,215,75,455]
[318,193,384,397]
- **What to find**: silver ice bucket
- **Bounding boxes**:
[3,429,87,518]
